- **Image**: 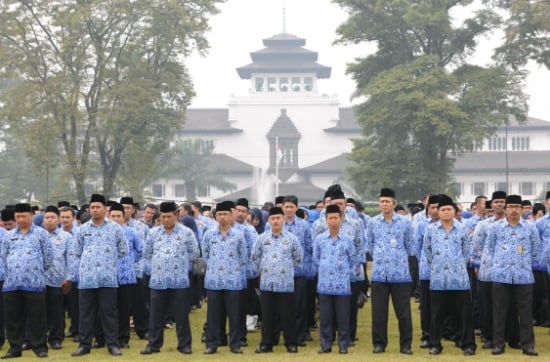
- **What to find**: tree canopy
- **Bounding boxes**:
[0,0,224,203]
[334,0,528,201]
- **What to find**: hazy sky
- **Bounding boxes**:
[187,0,550,121]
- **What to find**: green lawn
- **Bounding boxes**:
[15,295,550,361]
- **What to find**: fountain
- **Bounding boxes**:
[252,167,276,207]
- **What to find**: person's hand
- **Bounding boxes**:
[61,280,72,294]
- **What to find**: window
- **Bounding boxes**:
[511,136,530,151]
[472,182,485,196]
[279,77,288,92]
[267,77,276,92]
[453,182,463,197]
[255,78,264,92]
[291,77,301,92]
[304,77,313,92]
[174,184,185,198]
[473,139,483,151]
[488,136,506,151]
[495,182,509,193]
[197,184,209,197]
[520,182,534,196]
[152,184,164,198]
[182,139,214,153]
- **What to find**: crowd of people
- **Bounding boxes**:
[0,185,549,358]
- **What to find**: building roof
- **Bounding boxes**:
[498,116,550,131]
[453,151,550,174]
[218,181,325,206]
[300,154,353,174]
[266,109,301,138]
[236,32,331,79]
[182,108,242,134]
[325,107,361,133]
[208,154,255,174]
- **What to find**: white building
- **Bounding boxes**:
[150,32,550,206]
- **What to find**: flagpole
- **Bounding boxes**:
[275,136,279,197]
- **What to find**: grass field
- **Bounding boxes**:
[12,293,550,361]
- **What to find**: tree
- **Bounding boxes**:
[0,0,224,203]
[493,0,550,69]
[159,139,236,201]
[334,0,527,200]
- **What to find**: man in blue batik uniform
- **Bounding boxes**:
[203,201,247,355]
[485,195,541,356]
[71,194,127,357]
[140,201,200,356]
[1,203,53,359]
[367,188,415,355]
[252,207,302,354]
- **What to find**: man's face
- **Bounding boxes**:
[379,197,395,214]
[235,205,248,223]
[522,205,533,213]
[215,210,232,227]
[109,210,125,225]
[324,197,331,207]
[428,203,439,221]
[282,202,297,219]
[89,202,106,221]
[326,212,342,229]
[122,204,134,221]
[476,198,487,213]
[492,199,506,214]
[160,212,177,229]
[59,210,75,229]
[3,220,16,231]
[439,205,455,222]
[14,212,33,229]
[316,202,324,212]
[178,206,187,218]
[143,207,155,222]
[191,204,201,217]
[268,214,284,231]
[331,199,346,213]
[505,204,522,222]
[43,212,59,232]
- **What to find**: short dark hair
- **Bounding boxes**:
[282,195,298,206]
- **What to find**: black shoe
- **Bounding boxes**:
[120,343,129,349]
[230,348,243,354]
[349,341,356,347]
[50,342,62,350]
[339,347,348,354]
[523,348,538,356]
[203,347,217,355]
[72,336,79,343]
[286,345,297,353]
[373,345,385,353]
[34,350,48,358]
[0,351,21,359]
[140,346,160,355]
[482,341,493,349]
[509,342,521,350]
[464,347,475,356]
[92,341,105,349]
[137,333,148,340]
[318,348,331,353]
[255,345,273,353]
[400,347,413,355]
[239,340,248,347]
[178,346,192,355]
[71,347,90,357]
[429,347,441,355]
[420,340,429,348]
[21,344,30,351]
[108,347,122,356]
[492,347,505,355]
[65,332,75,338]
[297,341,306,347]
[305,334,313,342]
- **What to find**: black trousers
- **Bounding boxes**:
[478,280,493,341]
[533,271,549,324]
[132,276,150,338]
[408,256,419,296]
[319,294,350,350]
[4,290,48,354]
[260,291,296,348]
[79,288,118,349]
[419,280,431,341]
[205,289,241,350]
[45,286,65,344]
[245,277,261,316]
[117,284,134,344]
[67,282,79,336]
[306,278,317,329]
[147,288,191,351]
[493,282,534,350]
[294,277,308,344]
[429,290,476,350]
[371,282,412,349]
[349,281,362,341]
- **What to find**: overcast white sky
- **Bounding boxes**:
[187,0,550,121]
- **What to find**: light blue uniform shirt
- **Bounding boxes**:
[0,228,6,281]
[424,220,471,291]
[251,230,302,292]
[233,222,259,279]
[313,231,353,295]
[202,226,247,290]
[367,212,415,283]
[144,223,199,290]
[2,224,53,292]
[485,219,541,284]
[45,228,77,287]
[75,219,127,289]
[117,226,143,285]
